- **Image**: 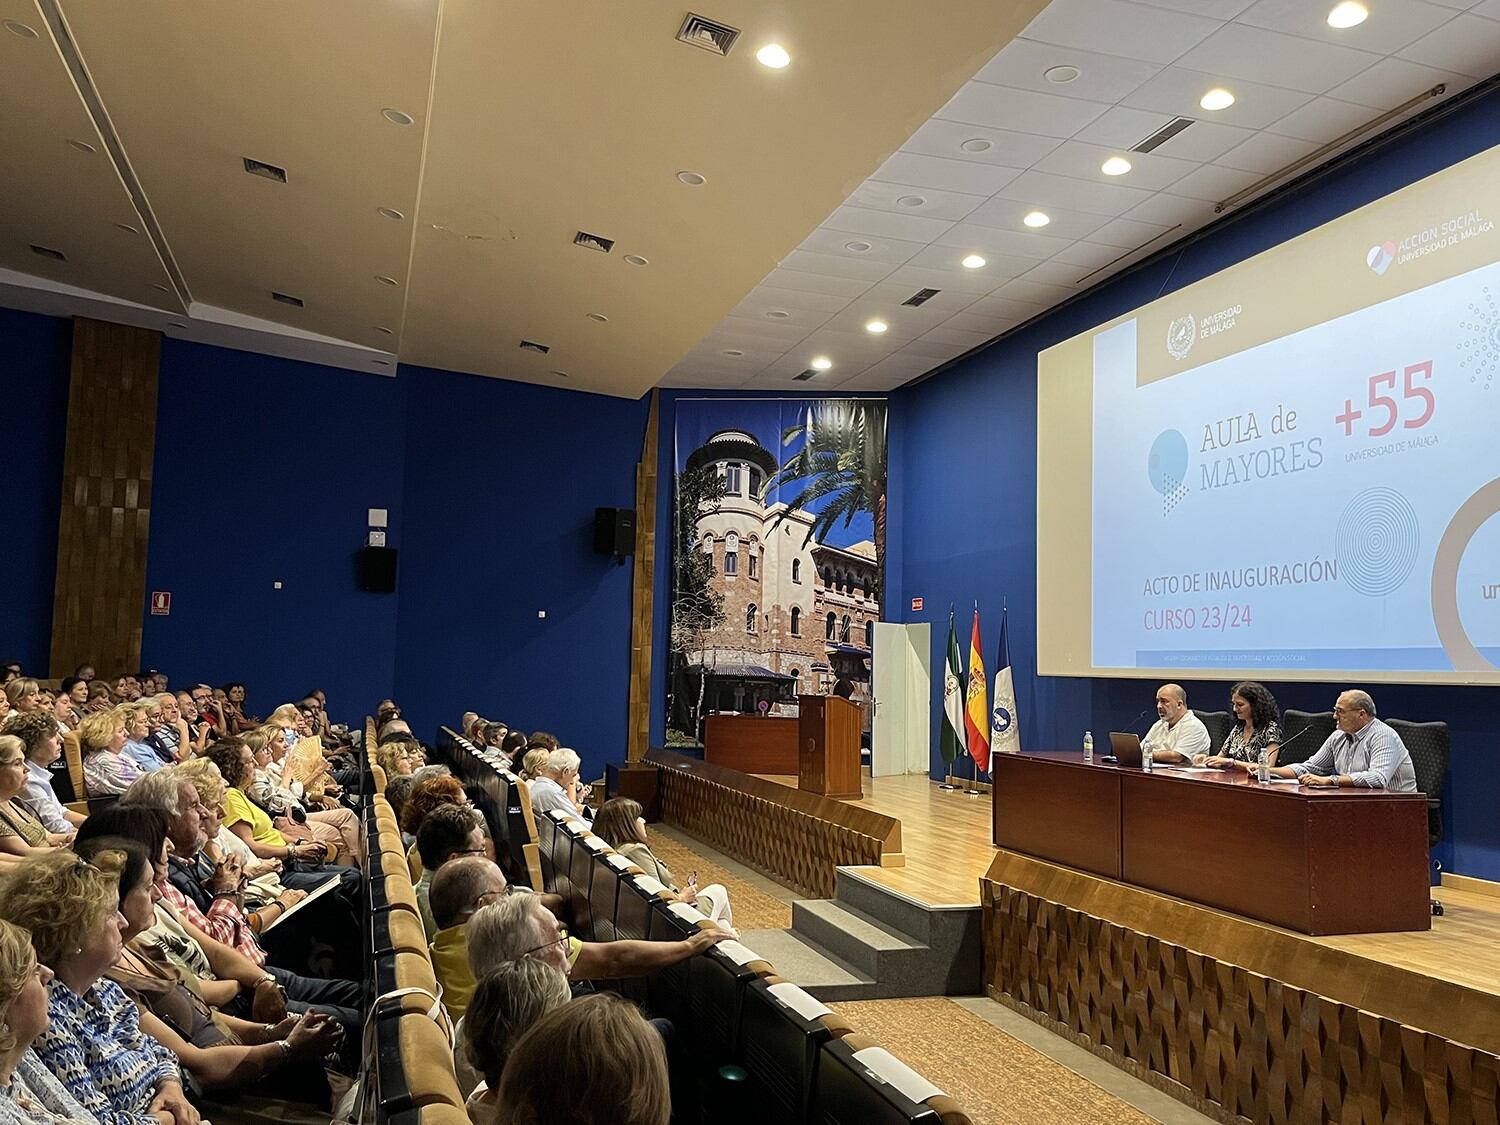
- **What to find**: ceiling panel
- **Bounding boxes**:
[1398,11,1500,73]
[1122,66,1314,129]
[934,83,1112,137]
[796,228,927,267]
[848,180,990,222]
[1019,0,1224,62]
[869,151,1027,196]
[1030,139,1199,191]
[1330,55,1475,107]
[900,119,1064,168]
[975,38,1163,103]
[1175,23,1383,93]
[1238,0,1456,53]
[821,205,956,244]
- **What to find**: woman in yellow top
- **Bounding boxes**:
[205,741,326,867]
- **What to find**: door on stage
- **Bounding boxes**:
[871,622,931,776]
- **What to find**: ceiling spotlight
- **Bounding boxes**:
[1043,65,1080,84]
[587,313,609,323]
[168,322,188,330]
[1023,210,1051,228]
[1101,156,1133,176]
[677,170,707,186]
[375,274,400,286]
[623,254,649,266]
[1200,87,1236,111]
[67,139,97,153]
[113,223,139,234]
[960,138,993,154]
[766,310,790,319]
[755,43,790,69]
[374,326,393,335]
[896,195,927,208]
[381,107,415,126]
[810,356,833,371]
[961,254,987,269]
[1327,1,1368,28]
[865,318,889,334]
[3,19,38,38]
[844,240,873,253]
[551,371,570,379]
[152,284,171,293]
[373,359,392,368]
[722,349,745,357]
[377,207,405,221]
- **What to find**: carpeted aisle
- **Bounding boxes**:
[642,831,794,930]
[830,997,1159,1125]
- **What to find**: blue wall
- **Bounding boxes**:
[0,309,71,673]
[893,87,1500,879]
[143,340,408,720]
[393,365,648,779]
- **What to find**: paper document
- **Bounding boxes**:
[262,875,341,933]
[667,901,708,924]
[580,835,608,852]
[767,982,832,1022]
[604,854,634,872]
[713,940,760,967]
[632,875,667,896]
[851,1046,944,1104]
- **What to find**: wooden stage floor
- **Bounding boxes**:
[757,771,1500,1002]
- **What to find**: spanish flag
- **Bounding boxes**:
[964,607,990,773]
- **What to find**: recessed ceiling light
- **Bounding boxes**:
[844,240,873,253]
[1200,87,1235,111]
[766,310,790,319]
[375,275,400,286]
[722,349,745,357]
[810,356,833,371]
[623,254,649,266]
[3,19,38,38]
[896,195,926,208]
[168,322,187,330]
[959,138,993,153]
[865,318,888,334]
[381,107,415,126]
[373,359,391,368]
[551,370,570,379]
[961,253,986,269]
[1327,1,1368,28]
[1023,210,1051,228]
[152,284,170,293]
[1101,156,1132,176]
[67,139,96,154]
[1043,65,1080,84]
[755,43,790,69]
[377,207,404,221]
[676,171,707,186]
[374,326,393,335]
[587,313,609,323]
[113,223,139,234]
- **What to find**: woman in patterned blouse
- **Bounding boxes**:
[77,712,143,800]
[0,851,198,1125]
[1198,681,1285,772]
[0,917,98,1125]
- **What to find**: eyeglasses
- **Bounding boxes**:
[452,846,486,857]
[521,926,568,959]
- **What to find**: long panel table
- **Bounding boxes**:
[992,751,1430,935]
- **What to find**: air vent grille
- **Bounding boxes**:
[243,157,287,183]
[793,369,818,381]
[271,292,303,307]
[519,340,550,355]
[573,231,615,253]
[676,13,740,55]
[903,287,941,307]
[30,244,66,261]
[1132,117,1194,153]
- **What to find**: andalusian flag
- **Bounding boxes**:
[965,607,990,773]
[990,607,1021,757]
[939,608,966,768]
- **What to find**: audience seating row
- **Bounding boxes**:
[442,734,973,1125]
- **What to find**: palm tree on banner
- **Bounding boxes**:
[765,399,889,603]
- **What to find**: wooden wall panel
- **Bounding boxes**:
[626,390,658,764]
[49,318,160,677]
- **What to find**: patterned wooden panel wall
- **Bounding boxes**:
[983,881,1500,1125]
[626,390,658,765]
[652,759,888,898]
[49,319,160,677]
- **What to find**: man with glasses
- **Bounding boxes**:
[1269,689,1417,790]
[428,856,513,1020]
[415,805,488,937]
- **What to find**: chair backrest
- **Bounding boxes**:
[1279,710,1334,766]
[61,730,85,798]
[811,1035,943,1125]
[738,977,837,1121]
[1195,709,1232,754]
[1386,718,1450,840]
[589,853,635,942]
[565,831,599,938]
[615,874,660,942]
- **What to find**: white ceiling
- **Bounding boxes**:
[1,0,1496,398]
[664,0,1500,393]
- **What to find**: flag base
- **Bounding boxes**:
[938,776,961,791]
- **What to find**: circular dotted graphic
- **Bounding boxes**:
[1457,284,1500,391]
[1147,430,1190,515]
[1335,487,1420,597]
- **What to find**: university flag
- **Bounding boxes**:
[990,607,1022,757]
[964,607,990,773]
[939,608,966,766]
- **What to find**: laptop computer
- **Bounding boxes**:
[1107,731,1144,767]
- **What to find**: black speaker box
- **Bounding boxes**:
[359,545,398,592]
[593,507,636,556]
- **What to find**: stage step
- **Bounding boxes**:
[735,929,879,1001]
[792,899,927,980]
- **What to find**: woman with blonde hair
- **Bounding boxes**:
[0,735,70,860]
[0,917,100,1125]
[79,708,144,797]
[242,728,360,867]
[461,960,571,1124]
[1,681,39,718]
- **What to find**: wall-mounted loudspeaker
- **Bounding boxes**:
[593,507,636,557]
[360,546,398,592]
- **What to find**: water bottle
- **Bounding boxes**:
[1142,740,1154,773]
[1257,746,1270,784]
[1082,731,1094,764]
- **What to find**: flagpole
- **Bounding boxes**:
[938,603,961,791]
[965,599,983,795]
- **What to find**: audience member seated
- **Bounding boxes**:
[2,681,40,719]
[0,849,201,1125]
[498,731,527,767]
[80,709,147,797]
[461,959,571,1125]
[119,707,166,777]
[468,891,730,991]
[428,857,510,1022]
[74,836,340,1110]
[375,741,415,782]
[172,758,294,923]
[1270,689,1418,790]
[241,728,361,866]
[143,696,186,766]
[220,683,257,736]
[1199,681,1285,772]
[493,993,669,1125]
[0,735,71,860]
[527,749,593,819]
[173,694,213,756]
[516,748,548,783]
[0,918,102,1125]
[1141,683,1211,764]
[414,805,488,937]
[400,774,488,874]
[384,775,416,831]
[50,686,79,734]
[10,714,85,832]
[592,798,732,926]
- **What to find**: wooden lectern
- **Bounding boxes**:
[797,695,863,800]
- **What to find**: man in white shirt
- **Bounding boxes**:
[527,748,590,818]
[1141,683,1211,763]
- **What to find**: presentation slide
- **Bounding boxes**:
[1039,140,1500,684]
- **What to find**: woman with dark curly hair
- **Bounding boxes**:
[1200,681,1284,771]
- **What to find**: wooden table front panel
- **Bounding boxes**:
[704,715,799,774]
[993,753,1122,879]
[1303,795,1430,934]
